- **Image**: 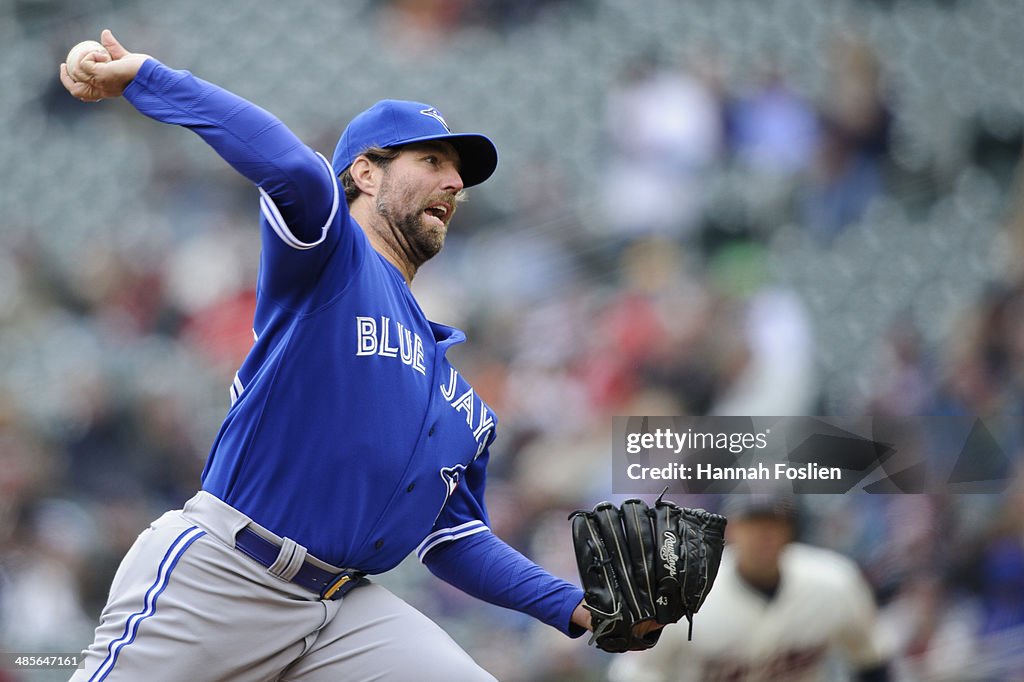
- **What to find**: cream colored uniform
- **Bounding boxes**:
[608,543,889,682]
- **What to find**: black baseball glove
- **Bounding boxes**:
[569,494,726,653]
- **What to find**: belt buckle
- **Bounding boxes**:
[321,570,363,600]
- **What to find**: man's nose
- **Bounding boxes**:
[441,163,464,193]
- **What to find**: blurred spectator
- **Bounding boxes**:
[600,52,724,240]
[376,0,581,39]
[953,478,1024,681]
[608,494,892,682]
[931,283,1024,416]
[375,0,472,56]
[802,34,893,244]
[0,499,96,655]
[706,242,817,416]
[729,64,820,178]
[864,318,936,416]
[879,573,980,682]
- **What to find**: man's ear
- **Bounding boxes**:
[350,156,380,198]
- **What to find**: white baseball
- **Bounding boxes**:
[65,40,109,79]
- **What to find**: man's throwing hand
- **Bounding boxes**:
[60,29,150,102]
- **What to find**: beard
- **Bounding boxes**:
[375,176,455,265]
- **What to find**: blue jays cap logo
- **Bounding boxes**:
[419,107,451,133]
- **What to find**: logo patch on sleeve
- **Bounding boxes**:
[440,464,466,500]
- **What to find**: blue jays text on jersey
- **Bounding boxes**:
[121,58,585,635]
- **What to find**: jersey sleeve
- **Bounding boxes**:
[415,441,493,560]
[415,441,585,636]
[123,58,353,301]
[422,529,587,637]
[834,561,891,669]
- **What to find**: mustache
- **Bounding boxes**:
[423,192,461,217]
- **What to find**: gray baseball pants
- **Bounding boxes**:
[70,491,496,681]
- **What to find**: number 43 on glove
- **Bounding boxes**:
[569,492,727,653]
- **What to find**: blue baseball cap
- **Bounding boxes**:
[332,100,498,188]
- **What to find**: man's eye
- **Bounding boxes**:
[423,156,438,165]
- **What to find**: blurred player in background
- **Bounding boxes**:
[59,30,594,681]
[608,493,892,682]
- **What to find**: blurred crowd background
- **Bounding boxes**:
[2,0,1024,680]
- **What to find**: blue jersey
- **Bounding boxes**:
[123,59,584,635]
[211,215,496,574]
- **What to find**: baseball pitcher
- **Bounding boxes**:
[60,30,723,681]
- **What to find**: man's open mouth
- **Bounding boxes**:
[424,202,451,225]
